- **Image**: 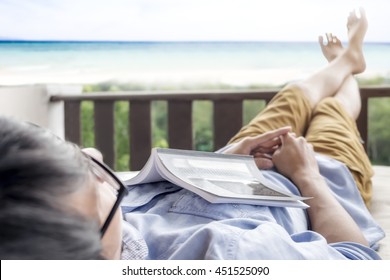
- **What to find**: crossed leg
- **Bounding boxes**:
[305,22,373,207]
[293,8,367,111]
[228,8,373,207]
[317,32,361,120]
[229,8,368,142]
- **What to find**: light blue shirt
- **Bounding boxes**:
[120,154,385,260]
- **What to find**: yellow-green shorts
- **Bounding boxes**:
[229,85,374,207]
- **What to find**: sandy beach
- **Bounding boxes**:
[1,67,387,88]
[1,41,389,88]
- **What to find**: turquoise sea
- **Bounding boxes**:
[0,41,389,86]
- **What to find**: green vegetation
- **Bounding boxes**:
[81,77,390,170]
[359,76,390,165]
[368,98,390,165]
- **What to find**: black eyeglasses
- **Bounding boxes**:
[86,155,128,237]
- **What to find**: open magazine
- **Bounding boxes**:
[121,148,309,208]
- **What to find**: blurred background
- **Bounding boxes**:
[0,0,389,170]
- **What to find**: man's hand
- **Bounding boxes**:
[272,133,320,184]
[223,126,291,169]
[272,134,368,247]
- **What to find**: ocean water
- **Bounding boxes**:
[0,41,389,86]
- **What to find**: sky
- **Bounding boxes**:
[0,0,389,42]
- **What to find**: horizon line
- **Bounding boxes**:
[1,39,389,44]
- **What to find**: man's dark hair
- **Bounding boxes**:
[0,116,102,259]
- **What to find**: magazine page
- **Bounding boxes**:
[116,171,139,182]
[156,148,306,201]
[122,151,163,185]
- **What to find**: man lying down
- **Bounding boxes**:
[0,8,385,260]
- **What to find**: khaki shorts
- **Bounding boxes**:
[229,85,373,207]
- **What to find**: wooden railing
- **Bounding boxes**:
[50,87,390,170]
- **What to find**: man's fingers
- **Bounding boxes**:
[261,126,291,140]
[255,157,274,170]
[249,126,291,149]
[252,143,279,156]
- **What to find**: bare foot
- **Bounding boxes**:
[345,7,368,74]
[319,33,343,62]
[347,7,368,45]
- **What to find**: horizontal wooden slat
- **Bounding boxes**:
[51,87,390,105]
[50,90,279,102]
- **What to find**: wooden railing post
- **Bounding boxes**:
[358,89,369,151]
[213,100,243,150]
[51,87,390,170]
[94,100,115,169]
[64,101,81,145]
[168,100,193,150]
[129,100,152,170]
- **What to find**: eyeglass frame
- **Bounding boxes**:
[86,155,128,237]
[22,121,127,237]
